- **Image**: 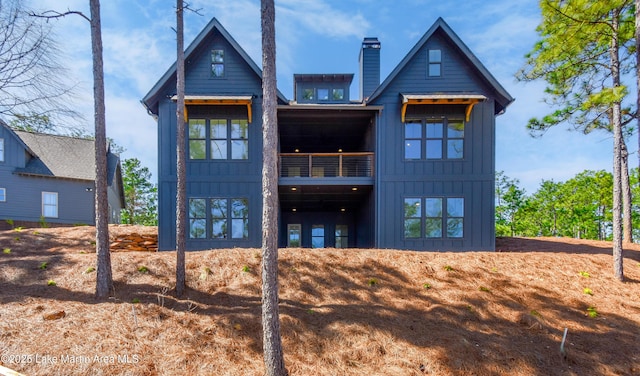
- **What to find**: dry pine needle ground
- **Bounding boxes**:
[0,225,639,375]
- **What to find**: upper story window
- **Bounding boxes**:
[189,118,249,160]
[428,49,442,77]
[0,138,4,162]
[211,49,225,77]
[404,117,464,160]
[332,89,344,101]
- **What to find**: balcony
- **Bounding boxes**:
[279,152,374,178]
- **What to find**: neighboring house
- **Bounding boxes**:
[0,120,125,229]
[142,17,513,251]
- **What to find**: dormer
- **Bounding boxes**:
[293,74,354,104]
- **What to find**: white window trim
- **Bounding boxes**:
[0,188,6,202]
[42,191,58,218]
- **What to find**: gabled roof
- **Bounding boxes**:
[142,17,287,115]
[367,17,514,113]
[13,130,97,181]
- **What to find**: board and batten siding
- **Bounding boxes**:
[371,29,498,251]
[155,31,265,251]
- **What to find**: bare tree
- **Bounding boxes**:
[260,0,286,375]
[175,0,186,297]
[0,0,79,124]
[33,1,113,297]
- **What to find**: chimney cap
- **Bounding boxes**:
[362,37,380,48]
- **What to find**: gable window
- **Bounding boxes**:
[0,188,5,202]
[42,192,58,218]
[189,197,249,239]
[211,49,225,77]
[403,197,464,239]
[428,49,442,77]
[404,117,464,160]
[188,118,249,160]
[0,138,4,162]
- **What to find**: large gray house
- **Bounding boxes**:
[0,120,125,229]
[143,17,513,251]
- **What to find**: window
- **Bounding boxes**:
[428,49,442,77]
[303,89,314,100]
[404,117,464,160]
[404,198,421,238]
[188,197,249,240]
[188,118,249,160]
[211,49,224,77]
[288,224,301,247]
[332,89,344,101]
[42,192,58,218]
[0,138,4,162]
[312,225,324,248]
[403,197,464,239]
[0,188,5,202]
[189,198,206,238]
[446,198,464,238]
[317,88,329,101]
[188,119,206,159]
[335,225,348,248]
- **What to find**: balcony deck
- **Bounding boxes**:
[280,152,374,184]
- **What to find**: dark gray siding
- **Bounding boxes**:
[371,30,497,251]
[0,127,95,225]
[155,31,264,251]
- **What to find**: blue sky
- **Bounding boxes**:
[30,0,619,194]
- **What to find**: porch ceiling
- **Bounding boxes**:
[279,184,372,212]
[278,108,376,153]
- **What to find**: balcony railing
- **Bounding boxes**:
[280,152,374,178]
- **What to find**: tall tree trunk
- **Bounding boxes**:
[610,10,624,281]
[91,0,112,298]
[175,0,187,297]
[621,140,632,243]
[260,0,286,375]
[636,0,640,187]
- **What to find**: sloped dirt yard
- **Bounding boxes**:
[0,225,639,375]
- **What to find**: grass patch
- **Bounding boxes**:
[137,265,149,274]
[39,262,48,270]
[478,286,491,292]
[3,248,10,254]
[367,277,379,286]
[423,283,432,290]
[587,306,598,318]
[84,266,96,274]
[579,271,590,278]
[583,287,593,296]
[47,280,56,286]
[443,265,454,272]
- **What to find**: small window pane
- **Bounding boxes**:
[0,138,4,162]
[231,140,248,159]
[318,89,329,101]
[425,218,442,238]
[189,140,206,159]
[189,198,206,218]
[211,50,224,77]
[426,140,442,159]
[429,49,441,62]
[405,122,422,138]
[312,225,324,248]
[447,198,464,217]
[447,218,463,238]
[404,198,421,218]
[212,50,224,63]
[211,140,227,159]
[188,119,206,138]
[211,199,227,219]
[404,219,421,238]
[425,198,442,217]
[405,141,421,159]
[42,192,58,218]
[211,120,227,138]
[303,89,314,100]
[231,120,248,138]
[0,188,5,201]
[189,219,206,238]
[428,63,441,77]
[332,89,344,100]
[212,219,227,239]
[426,122,443,138]
[447,140,463,159]
[447,121,464,138]
[231,219,248,239]
[231,198,248,218]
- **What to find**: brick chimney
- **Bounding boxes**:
[359,37,380,102]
